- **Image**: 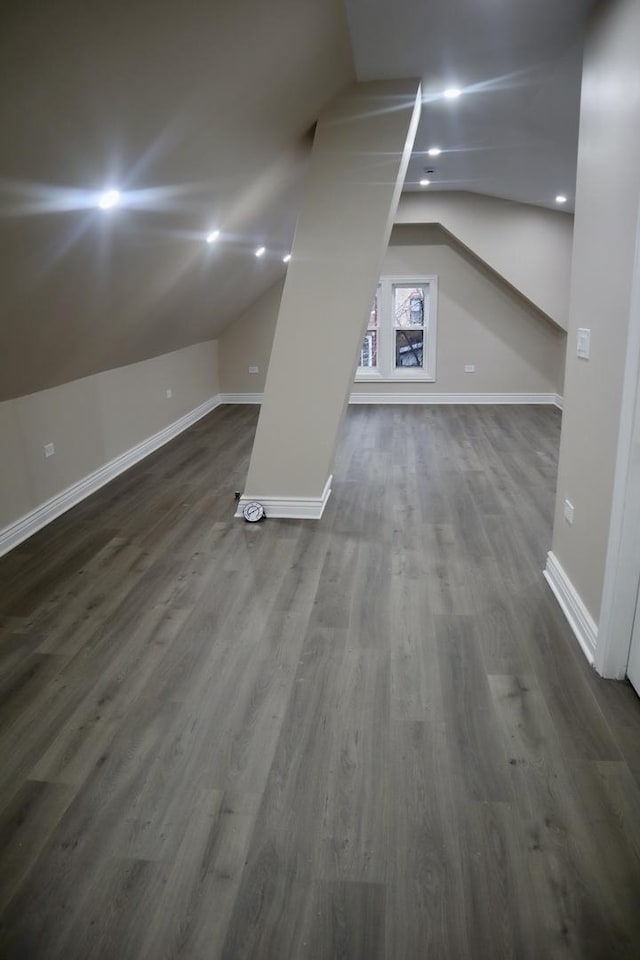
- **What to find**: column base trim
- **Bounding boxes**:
[235,475,333,521]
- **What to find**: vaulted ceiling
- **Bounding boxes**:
[345,0,596,208]
[1,0,593,400]
[0,0,354,398]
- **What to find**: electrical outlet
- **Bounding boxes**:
[464,364,476,373]
[248,366,259,374]
[564,499,574,525]
[166,388,172,399]
[44,442,55,458]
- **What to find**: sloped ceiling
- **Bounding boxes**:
[0,0,354,399]
[344,0,596,209]
[1,0,597,403]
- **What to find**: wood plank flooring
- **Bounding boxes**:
[1,403,640,959]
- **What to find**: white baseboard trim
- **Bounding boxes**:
[234,474,332,521]
[553,394,564,410]
[219,391,563,407]
[349,392,561,405]
[219,392,264,404]
[0,394,222,557]
[543,551,598,665]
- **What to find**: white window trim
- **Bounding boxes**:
[356,275,438,382]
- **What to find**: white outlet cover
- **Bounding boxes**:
[464,364,475,373]
[44,442,55,458]
[166,389,172,398]
[248,366,259,374]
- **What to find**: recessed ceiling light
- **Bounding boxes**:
[443,88,461,100]
[255,246,266,258]
[98,189,120,210]
[420,179,431,187]
[206,229,220,244]
[283,253,291,263]
[555,195,568,204]
[427,147,442,157]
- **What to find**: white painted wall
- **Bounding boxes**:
[0,341,219,535]
[550,0,640,629]
[218,225,565,399]
[219,281,285,396]
[356,228,565,397]
[396,192,573,329]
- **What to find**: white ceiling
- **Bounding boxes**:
[344,0,597,210]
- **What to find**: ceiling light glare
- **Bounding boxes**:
[206,229,220,244]
[443,88,461,100]
[427,147,442,157]
[283,253,291,263]
[255,246,266,258]
[420,178,431,187]
[555,195,568,204]
[98,189,120,210]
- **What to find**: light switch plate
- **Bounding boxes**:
[577,328,591,359]
[464,364,475,373]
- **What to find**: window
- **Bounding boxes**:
[359,288,379,369]
[356,276,437,381]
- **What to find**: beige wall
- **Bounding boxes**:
[356,227,565,396]
[0,341,219,534]
[396,192,573,329]
[551,0,640,622]
[219,280,284,395]
[218,225,565,398]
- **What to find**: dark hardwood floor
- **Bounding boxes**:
[1,403,639,959]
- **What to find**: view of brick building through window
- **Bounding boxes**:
[394,285,425,367]
[360,291,379,367]
[359,281,431,375]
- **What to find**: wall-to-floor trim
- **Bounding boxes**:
[234,474,332,521]
[0,394,222,557]
[220,392,563,407]
[350,392,562,405]
[553,393,564,410]
[543,551,598,665]
[219,392,263,404]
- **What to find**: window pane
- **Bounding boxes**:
[395,329,423,368]
[360,329,378,368]
[394,286,426,328]
[369,292,378,328]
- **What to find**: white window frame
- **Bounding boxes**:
[356,275,438,382]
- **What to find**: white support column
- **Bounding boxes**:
[237,80,421,518]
